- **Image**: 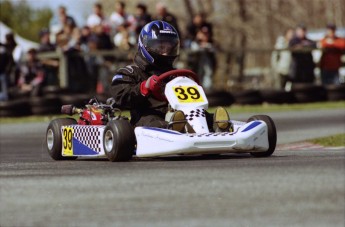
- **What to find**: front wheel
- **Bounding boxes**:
[103,120,135,162]
[247,115,277,157]
[46,118,78,160]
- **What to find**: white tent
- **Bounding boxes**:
[0,21,39,50]
[0,21,39,62]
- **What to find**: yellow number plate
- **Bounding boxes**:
[173,86,204,103]
[62,127,74,156]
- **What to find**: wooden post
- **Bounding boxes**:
[58,50,68,88]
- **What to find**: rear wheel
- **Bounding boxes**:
[247,115,277,157]
[103,120,135,162]
[46,118,78,160]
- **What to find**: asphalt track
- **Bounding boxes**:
[0,108,344,227]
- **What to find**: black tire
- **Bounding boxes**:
[0,99,31,117]
[260,89,296,104]
[103,120,135,162]
[206,91,235,107]
[31,105,61,115]
[233,90,263,105]
[46,118,78,160]
[30,96,61,115]
[247,115,277,157]
[325,85,345,101]
[291,83,327,103]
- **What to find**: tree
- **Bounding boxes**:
[0,0,52,42]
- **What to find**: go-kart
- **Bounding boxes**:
[46,69,277,161]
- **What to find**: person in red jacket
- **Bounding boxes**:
[319,24,345,85]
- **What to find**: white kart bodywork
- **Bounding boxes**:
[135,76,270,157]
[135,120,269,157]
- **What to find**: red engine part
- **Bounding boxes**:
[78,106,105,125]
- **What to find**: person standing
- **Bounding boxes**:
[185,13,213,47]
[154,2,180,38]
[134,3,152,36]
[272,28,294,89]
[319,24,345,85]
[289,24,316,83]
[87,3,109,33]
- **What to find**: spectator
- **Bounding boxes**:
[87,3,109,33]
[56,19,81,51]
[109,1,136,34]
[79,26,92,52]
[113,25,135,50]
[50,6,77,43]
[154,2,180,38]
[109,1,136,49]
[38,28,55,52]
[134,3,152,36]
[17,48,45,97]
[5,33,24,65]
[289,24,316,83]
[190,27,216,90]
[93,25,113,51]
[37,28,59,86]
[56,20,86,92]
[58,6,76,27]
[83,35,101,93]
[85,25,114,94]
[0,43,11,100]
[2,33,23,88]
[272,28,294,89]
[319,24,345,85]
[186,13,213,47]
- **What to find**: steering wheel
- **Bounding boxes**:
[153,69,199,101]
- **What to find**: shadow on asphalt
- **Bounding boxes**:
[73,153,283,162]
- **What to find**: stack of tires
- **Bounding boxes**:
[325,84,345,101]
[233,90,263,105]
[260,89,296,104]
[290,83,328,103]
[0,99,31,117]
[206,91,234,107]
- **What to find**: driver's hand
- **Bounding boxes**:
[140,75,160,97]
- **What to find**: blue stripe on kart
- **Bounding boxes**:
[73,138,99,155]
[241,121,262,132]
[142,127,182,135]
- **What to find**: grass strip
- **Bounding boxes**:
[308,134,345,147]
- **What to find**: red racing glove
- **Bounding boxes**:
[140,75,160,97]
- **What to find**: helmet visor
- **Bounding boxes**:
[146,37,179,56]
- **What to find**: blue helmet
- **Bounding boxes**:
[138,20,180,70]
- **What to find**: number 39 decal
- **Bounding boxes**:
[173,86,204,103]
[62,127,74,156]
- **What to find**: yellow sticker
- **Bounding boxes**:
[173,86,204,103]
[62,126,74,156]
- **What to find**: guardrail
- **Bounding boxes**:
[37,47,345,89]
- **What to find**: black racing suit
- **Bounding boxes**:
[111,53,214,129]
[110,53,171,127]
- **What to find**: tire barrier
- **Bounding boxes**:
[0,84,344,117]
[233,90,263,105]
[291,83,327,103]
[29,96,61,115]
[260,90,296,104]
[325,85,345,101]
[206,91,235,107]
[0,99,31,117]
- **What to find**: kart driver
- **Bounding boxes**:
[110,20,232,132]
